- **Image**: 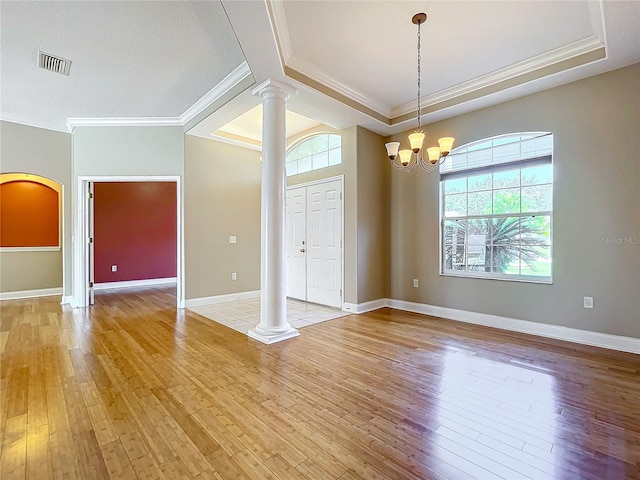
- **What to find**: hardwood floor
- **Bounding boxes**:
[1,286,639,479]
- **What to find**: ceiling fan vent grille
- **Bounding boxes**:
[38,51,71,76]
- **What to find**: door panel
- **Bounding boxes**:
[306,180,342,307]
[88,182,95,305]
[286,187,306,300]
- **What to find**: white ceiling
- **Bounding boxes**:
[1,1,639,140]
[0,1,246,132]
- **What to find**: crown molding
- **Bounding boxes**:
[66,116,182,132]
[266,0,293,66]
[179,61,252,124]
[65,61,252,133]
[285,56,393,118]
[208,132,262,151]
[391,35,605,118]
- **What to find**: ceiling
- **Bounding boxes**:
[1,1,639,141]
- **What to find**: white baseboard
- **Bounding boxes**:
[0,287,63,301]
[341,297,640,354]
[342,298,386,314]
[61,295,72,305]
[94,277,177,291]
[185,290,260,308]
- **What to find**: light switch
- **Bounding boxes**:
[229,235,237,244]
[112,265,117,272]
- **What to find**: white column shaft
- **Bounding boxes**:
[249,80,299,344]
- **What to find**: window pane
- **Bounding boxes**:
[443,243,466,271]
[311,135,328,152]
[286,148,296,162]
[443,220,466,244]
[491,217,520,244]
[468,191,492,216]
[521,165,552,186]
[493,170,520,189]
[298,156,311,174]
[444,178,466,194]
[490,245,521,275]
[328,134,341,149]
[328,147,341,166]
[467,219,489,240]
[468,174,492,192]
[520,245,551,277]
[312,151,328,170]
[444,193,467,217]
[520,215,551,245]
[493,188,520,214]
[521,184,552,212]
[286,161,298,176]
[297,140,311,158]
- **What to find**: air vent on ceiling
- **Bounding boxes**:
[38,51,72,76]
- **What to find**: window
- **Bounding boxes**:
[286,133,341,176]
[440,133,553,282]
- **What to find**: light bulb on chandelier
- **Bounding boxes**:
[385,13,455,172]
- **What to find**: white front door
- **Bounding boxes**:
[286,187,307,300]
[286,178,343,308]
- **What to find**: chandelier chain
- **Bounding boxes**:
[416,19,421,130]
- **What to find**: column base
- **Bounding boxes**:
[247,326,300,344]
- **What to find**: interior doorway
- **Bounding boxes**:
[73,176,184,309]
[286,176,343,308]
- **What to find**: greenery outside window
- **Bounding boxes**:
[286,133,341,177]
[440,133,553,282]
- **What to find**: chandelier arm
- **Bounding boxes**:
[390,159,408,170]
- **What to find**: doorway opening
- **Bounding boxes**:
[73,176,183,309]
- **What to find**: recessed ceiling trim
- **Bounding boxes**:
[391,35,606,118]
[66,117,182,132]
[390,46,607,126]
[283,65,390,125]
[179,61,252,124]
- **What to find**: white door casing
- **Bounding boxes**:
[88,182,95,305]
[285,177,343,308]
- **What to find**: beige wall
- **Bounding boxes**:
[356,126,390,303]
[0,121,71,294]
[184,135,261,299]
[388,63,640,338]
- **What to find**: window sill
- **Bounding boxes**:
[440,271,552,285]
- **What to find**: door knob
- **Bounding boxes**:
[300,248,306,253]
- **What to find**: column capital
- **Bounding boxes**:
[252,78,297,101]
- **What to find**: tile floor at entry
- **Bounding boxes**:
[189,297,347,334]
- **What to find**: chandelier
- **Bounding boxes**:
[385,13,454,172]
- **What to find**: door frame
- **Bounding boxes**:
[286,174,344,308]
[72,175,184,309]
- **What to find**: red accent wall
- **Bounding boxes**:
[0,180,59,247]
[94,182,176,283]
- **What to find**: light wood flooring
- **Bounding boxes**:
[1,286,639,479]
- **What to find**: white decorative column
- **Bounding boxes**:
[248,79,300,344]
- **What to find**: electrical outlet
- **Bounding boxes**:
[111,265,117,272]
[584,296,594,309]
[413,279,419,288]
[229,235,237,244]
[231,272,237,281]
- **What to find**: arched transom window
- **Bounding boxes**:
[286,133,341,177]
